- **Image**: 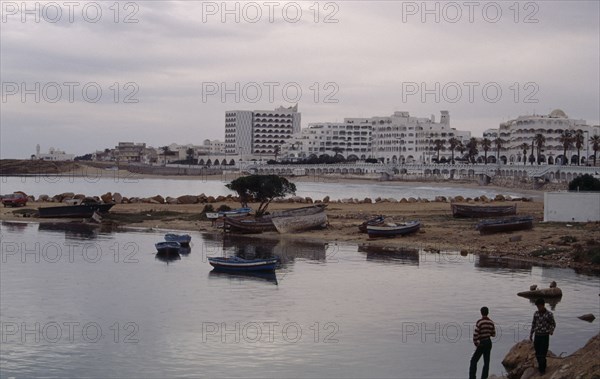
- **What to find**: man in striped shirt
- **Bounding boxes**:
[469,306,496,379]
[529,298,556,375]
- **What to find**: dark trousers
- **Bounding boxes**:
[534,334,550,373]
[469,338,492,379]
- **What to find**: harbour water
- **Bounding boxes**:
[0,176,533,201]
[1,222,598,378]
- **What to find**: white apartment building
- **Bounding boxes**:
[225,105,301,157]
[491,109,600,165]
[34,145,74,161]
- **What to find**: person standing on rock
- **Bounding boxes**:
[529,298,556,375]
[469,306,496,379]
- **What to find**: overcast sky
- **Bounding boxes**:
[1,0,599,158]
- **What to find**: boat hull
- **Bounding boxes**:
[476,216,534,234]
[517,288,562,298]
[451,204,517,218]
[271,212,328,234]
[367,221,421,238]
[38,203,115,218]
[358,215,385,233]
[208,257,278,272]
[155,241,181,254]
[224,217,276,234]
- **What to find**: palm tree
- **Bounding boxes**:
[520,143,529,166]
[534,133,545,165]
[574,130,584,165]
[331,146,344,158]
[457,142,466,162]
[493,137,505,163]
[186,148,195,163]
[559,131,573,165]
[590,135,600,166]
[448,137,460,164]
[161,146,172,166]
[466,137,478,164]
[433,139,446,162]
[273,145,281,161]
[481,138,492,164]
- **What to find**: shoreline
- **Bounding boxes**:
[3,200,598,274]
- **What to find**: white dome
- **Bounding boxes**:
[549,109,568,118]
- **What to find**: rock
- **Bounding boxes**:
[400,198,408,203]
[166,197,178,204]
[387,198,398,203]
[305,197,313,204]
[407,197,417,203]
[322,196,330,203]
[151,195,165,204]
[474,196,481,202]
[215,195,226,202]
[434,196,447,202]
[495,194,506,201]
[148,199,160,204]
[121,197,129,204]
[290,196,305,203]
[549,280,557,288]
[578,314,595,322]
[480,195,489,202]
[530,284,538,291]
[207,196,216,203]
[454,195,465,202]
[74,194,86,200]
[363,197,372,204]
[421,198,429,203]
[113,192,123,204]
[38,194,50,202]
[177,195,198,204]
[374,197,382,203]
[100,192,112,203]
[341,198,352,204]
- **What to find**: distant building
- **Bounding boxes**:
[225,105,301,157]
[114,142,156,164]
[488,109,600,165]
[33,145,74,161]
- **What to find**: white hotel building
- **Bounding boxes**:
[489,109,600,165]
[225,105,301,157]
[282,111,471,163]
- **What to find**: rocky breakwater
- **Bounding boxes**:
[494,332,600,379]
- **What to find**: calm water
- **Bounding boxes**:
[0,176,532,201]
[1,221,598,378]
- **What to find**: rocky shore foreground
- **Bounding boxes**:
[2,192,599,272]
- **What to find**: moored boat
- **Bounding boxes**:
[271,211,328,234]
[155,241,181,254]
[269,204,327,218]
[358,215,385,233]
[164,233,192,246]
[223,217,276,234]
[475,216,534,235]
[38,202,115,218]
[451,203,517,218]
[367,220,421,238]
[517,287,562,298]
[208,256,278,272]
[206,207,253,219]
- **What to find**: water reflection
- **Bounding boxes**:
[523,296,562,311]
[37,222,115,240]
[208,270,278,285]
[0,221,29,232]
[220,235,327,264]
[358,245,419,266]
[179,247,191,256]
[475,255,533,271]
[155,251,181,264]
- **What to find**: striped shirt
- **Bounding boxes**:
[531,310,556,335]
[473,316,496,344]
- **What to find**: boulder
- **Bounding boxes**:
[305,197,313,204]
[480,195,490,202]
[100,192,112,203]
[473,196,481,202]
[290,196,305,203]
[74,194,86,200]
[529,284,538,291]
[177,195,198,204]
[454,195,465,202]
[374,197,382,203]
[363,197,372,204]
[38,194,50,202]
[322,196,330,203]
[113,192,123,204]
[495,194,506,201]
[166,197,178,204]
[407,197,417,203]
[207,196,216,203]
[215,196,226,202]
[151,195,165,204]
[578,314,595,322]
[400,198,408,203]
[434,196,447,202]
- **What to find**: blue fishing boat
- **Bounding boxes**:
[164,233,192,246]
[155,241,181,254]
[367,220,421,238]
[206,207,253,219]
[208,256,278,272]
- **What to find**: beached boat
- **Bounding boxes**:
[451,203,517,218]
[223,217,276,234]
[155,241,181,254]
[366,221,421,238]
[270,204,327,217]
[358,215,385,233]
[271,211,328,234]
[206,207,252,219]
[37,202,115,218]
[164,233,192,246]
[208,256,278,272]
[475,216,534,235]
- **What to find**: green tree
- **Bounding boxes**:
[559,131,573,165]
[574,130,584,165]
[534,133,545,165]
[466,138,478,164]
[273,145,281,161]
[226,175,297,216]
[520,143,529,166]
[448,137,460,164]
[568,174,600,191]
[433,139,446,162]
[481,138,491,164]
[590,135,600,166]
[186,148,195,163]
[493,137,505,163]
[161,146,172,166]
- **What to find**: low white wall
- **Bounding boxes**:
[544,192,600,222]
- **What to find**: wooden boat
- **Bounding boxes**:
[208,256,278,272]
[206,207,252,219]
[224,216,276,234]
[270,204,327,217]
[38,203,114,218]
[155,241,181,254]
[164,233,192,246]
[271,211,328,234]
[358,215,385,233]
[367,221,421,238]
[451,203,517,218]
[476,216,534,235]
[517,287,562,298]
